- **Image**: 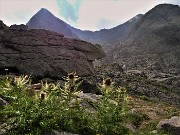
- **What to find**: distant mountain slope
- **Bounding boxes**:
[26,8,78,38]
[26,8,143,47]
[68,14,143,45]
[105,4,180,74]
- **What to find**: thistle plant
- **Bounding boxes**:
[93,78,129,135]
[101,78,114,95]
[0,74,130,135]
[13,75,30,88]
[0,75,30,102]
[65,72,79,92]
[63,73,83,102]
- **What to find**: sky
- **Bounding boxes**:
[0,0,180,31]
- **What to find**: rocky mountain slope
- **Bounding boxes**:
[26,8,78,38]
[26,4,180,59]
[104,4,180,74]
[0,21,105,78]
[25,4,180,96]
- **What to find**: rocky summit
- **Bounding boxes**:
[0,21,105,78]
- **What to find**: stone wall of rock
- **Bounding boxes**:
[0,21,105,78]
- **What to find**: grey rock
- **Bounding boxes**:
[157,116,180,135]
[127,70,145,77]
[77,92,102,113]
[0,21,105,79]
[125,124,137,133]
[77,91,102,103]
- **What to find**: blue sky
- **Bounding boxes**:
[0,0,180,31]
[56,0,81,26]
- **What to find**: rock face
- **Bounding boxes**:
[105,4,180,73]
[0,21,105,78]
[27,8,78,38]
[157,116,180,135]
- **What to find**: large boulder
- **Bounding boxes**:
[0,21,105,78]
[157,116,180,135]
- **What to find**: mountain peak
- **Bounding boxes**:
[27,8,78,38]
[142,3,180,24]
[36,8,53,16]
[39,8,51,13]
[150,3,180,13]
[154,3,179,8]
[40,8,48,11]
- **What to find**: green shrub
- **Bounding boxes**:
[0,74,129,135]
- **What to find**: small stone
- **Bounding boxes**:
[125,124,137,133]
[157,116,180,135]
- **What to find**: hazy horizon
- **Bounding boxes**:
[0,0,180,31]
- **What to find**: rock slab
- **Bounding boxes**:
[0,21,105,78]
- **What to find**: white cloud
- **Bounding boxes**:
[0,0,179,30]
[77,0,180,31]
[77,0,159,31]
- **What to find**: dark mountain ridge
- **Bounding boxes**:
[26,8,143,47]
[26,4,180,50]
[104,4,180,74]
[68,14,143,45]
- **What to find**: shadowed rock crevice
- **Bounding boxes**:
[0,67,19,75]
